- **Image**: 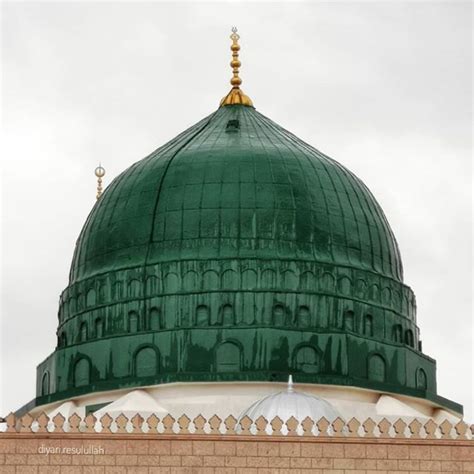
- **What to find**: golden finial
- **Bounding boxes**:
[220,27,253,107]
[95,164,105,199]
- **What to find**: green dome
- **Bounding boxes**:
[33,104,461,416]
[70,105,403,284]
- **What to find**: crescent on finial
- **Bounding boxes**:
[230,26,239,42]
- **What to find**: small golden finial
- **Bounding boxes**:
[95,164,105,199]
[220,27,253,107]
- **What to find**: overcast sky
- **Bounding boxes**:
[1,1,472,421]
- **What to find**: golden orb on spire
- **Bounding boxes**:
[95,164,105,199]
[95,165,105,179]
[220,27,253,107]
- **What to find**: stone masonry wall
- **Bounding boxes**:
[1,433,474,474]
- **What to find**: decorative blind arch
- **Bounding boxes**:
[134,346,159,378]
[73,358,90,388]
[79,322,88,342]
[95,318,104,338]
[41,371,50,396]
[215,341,241,372]
[294,345,321,374]
[368,354,386,382]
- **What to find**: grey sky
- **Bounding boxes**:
[1,1,472,420]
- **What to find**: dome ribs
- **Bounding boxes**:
[249,110,333,264]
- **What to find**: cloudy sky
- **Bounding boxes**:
[1,1,472,420]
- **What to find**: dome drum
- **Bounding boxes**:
[59,259,416,323]
[36,325,458,412]
[55,261,420,355]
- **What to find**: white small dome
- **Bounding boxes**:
[238,376,341,424]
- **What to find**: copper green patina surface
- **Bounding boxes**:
[30,104,461,414]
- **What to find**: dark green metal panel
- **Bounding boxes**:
[69,105,403,283]
[30,104,462,415]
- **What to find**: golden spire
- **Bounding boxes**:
[95,164,105,199]
[220,27,253,107]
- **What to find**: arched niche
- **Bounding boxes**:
[293,345,321,374]
[165,273,179,293]
[196,305,209,326]
[382,287,392,305]
[242,269,257,289]
[215,341,241,372]
[86,288,96,307]
[368,354,386,382]
[405,329,414,347]
[416,368,427,390]
[146,275,159,295]
[364,314,373,337]
[356,279,367,298]
[203,270,219,290]
[261,269,276,289]
[221,269,238,290]
[73,358,90,388]
[98,284,106,303]
[134,346,159,378]
[403,294,410,315]
[282,270,298,290]
[392,324,403,343]
[77,293,84,311]
[338,276,352,296]
[272,304,286,326]
[128,279,141,298]
[79,322,88,342]
[343,310,355,331]
[317,295,330,328]
[95,318,104,338]
[183,271,199,291]
[393,290,402,308]
[128,311,140,333]
[300,271,316,291]
[368,284,380,302]
[220,304,234,326]
[297,306,311,328]
[149,307,162,330]
[113,281,123,299]
[68,297,76,315]
[321,272,335,292]
[41,371,50,396]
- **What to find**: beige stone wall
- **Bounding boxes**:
[1,433,474,473]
